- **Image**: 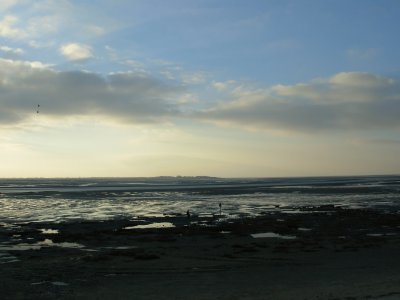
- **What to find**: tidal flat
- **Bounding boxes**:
[1,205,400,299]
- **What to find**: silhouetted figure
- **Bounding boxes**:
[186,210,191,219]
[219,203,222,215]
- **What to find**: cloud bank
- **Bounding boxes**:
[0,59,182,125]
[1,59,400,134]
[201,72,400,132]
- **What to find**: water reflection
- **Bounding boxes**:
[124,222,175,229]
[1,177,400,225]
[251,232,297,239]
[40,229,59,234]
[0,239,84,251]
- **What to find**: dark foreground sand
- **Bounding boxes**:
[1,206,400,300]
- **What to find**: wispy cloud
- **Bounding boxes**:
[197,72,400,133]
[0,1,117,50]
[0,15,26,39]
[353,138,400,146]
[0,0,19,12]
[212,80,236,92]
[0,44,24,59]
[0,13,61,43]
[347,48,379,61]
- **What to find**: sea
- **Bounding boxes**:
[1,175,400,225]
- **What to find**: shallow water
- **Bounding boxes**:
[0,176,399,225]
[0,239,85,251]
[251,232,297,239]
[124,222,176,229]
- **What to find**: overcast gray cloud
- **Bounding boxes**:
[200,72,400,132]
[0,58,182,125]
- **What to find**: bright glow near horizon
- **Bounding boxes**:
[1,1,400,177]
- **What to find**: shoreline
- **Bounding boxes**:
[1,205,400,299]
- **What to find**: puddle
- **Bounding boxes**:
[198,213,215,218]
[251,232,297,239]
[195,222,213,227]
[31,281,48,285]
[280,210,306,214]
[38,239,84,249]
[366,233,394,237]
[281,209,333,214]
[40,229,59,234]
[0,222,19,229]
[0,239,84,251]
[142,213,165,218]
[102,246,137,250]
[52,281,69,286]
[0,243,42,251]
[31,281,69,286]
[298,227,312,231]
[124,222,175,229]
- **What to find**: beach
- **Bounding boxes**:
[1,205,400,300]
[2,1,400,298]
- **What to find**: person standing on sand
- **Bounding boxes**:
[219,203,222,215]
[186,209,190,219]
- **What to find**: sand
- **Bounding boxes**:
[1,205,400,299]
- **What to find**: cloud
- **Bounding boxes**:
[347,48,379,60]
[353,138,400,146]
[84,24,107,37]
[180,71,207,85]
[0,0,19,12]
[0,58,183,126]
[197,72,400,133]
[28,40,56,49]
[0,45,24,59]
[212,80,236,91]
[0,1,112,49]
[0,15,26,39]
[60,43,94,61]
[27,15,60,36]
[3,61,399,135]
[0,13,60,42]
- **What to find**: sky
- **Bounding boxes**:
[1,0,400,178]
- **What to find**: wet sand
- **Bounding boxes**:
[1,205,400,299]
